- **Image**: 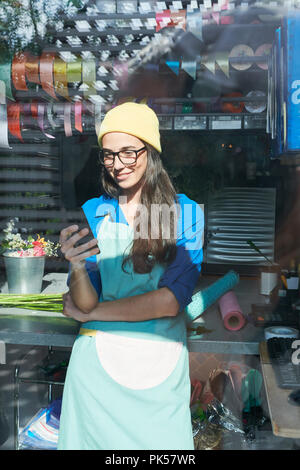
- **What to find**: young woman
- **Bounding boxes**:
[57,102,204,450]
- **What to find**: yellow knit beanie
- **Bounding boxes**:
[98,102,161,153]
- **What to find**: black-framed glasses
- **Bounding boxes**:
[99,146,146,168]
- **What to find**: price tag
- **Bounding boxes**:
[158,116,173,129]
[211,116,241,130]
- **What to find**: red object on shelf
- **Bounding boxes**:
[7,103,23,141]
[221,92,244,113]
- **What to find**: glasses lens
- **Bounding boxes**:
[119,151,136,166]
[100,151,113,167]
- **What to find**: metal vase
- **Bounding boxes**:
[3,252,45,294]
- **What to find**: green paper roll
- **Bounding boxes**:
[185,270,239,325]
[0,60,14,101]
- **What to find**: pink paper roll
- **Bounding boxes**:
[218,290,246,331]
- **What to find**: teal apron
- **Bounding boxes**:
[58,215,194,450]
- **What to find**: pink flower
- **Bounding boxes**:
[33,246,45,257]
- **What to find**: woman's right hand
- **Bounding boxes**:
[59,225,100,269]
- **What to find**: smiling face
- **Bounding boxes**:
[101,132,148,197]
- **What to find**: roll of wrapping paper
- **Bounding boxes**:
[47,102,59,130]
[40,52,57,100]
[184,270,239,325]
[74,101,82,133]
[0,80,5,104]
[67,58,82,83]
[64,102,72,137]
[229,45,254,71]
[255,44,272,70]
[25,53,40,84]
[21,102,32,130]
[7,103,22,141]
[12,52,28,91]
[37,103,55,139]
[0,104,10,148]
[31,101,38,120]
[218,290,246,331]
[0,59,14,101]
[53,57,69,100]
[82,59,96,98]
[94,102,102,137]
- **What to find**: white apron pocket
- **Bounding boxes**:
[95,330,183,390]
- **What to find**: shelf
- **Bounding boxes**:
[260,342,300,438]
[48,27,156,37]
[158,113,267,131]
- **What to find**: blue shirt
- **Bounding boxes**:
[68,193,204,312]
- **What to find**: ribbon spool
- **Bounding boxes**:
[12,52,28,91]
[63,103,72,137]
[67,58,82,83]
[229,44,254,71]
[54,57,69,100]
[218,290,246,331]
[25,54,40,85]
[74,101,83,133]
[254,44,272,70]
[245,90,266,113]
[185,270,239,325]
[40,52,57,100]
[221,92,244,113]
[37,103,55,139]
[82,59,96,98]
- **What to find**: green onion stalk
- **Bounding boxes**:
[0,293,64,312]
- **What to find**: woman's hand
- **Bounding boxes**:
[62,292,92,322]
[59,225,100,269]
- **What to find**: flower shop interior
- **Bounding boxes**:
[1,0,300,451]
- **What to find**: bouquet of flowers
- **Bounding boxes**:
[1,218,60,257]
[0,219,63,312]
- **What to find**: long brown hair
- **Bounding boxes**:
[100,141,178,273]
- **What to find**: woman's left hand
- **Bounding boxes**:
[62,292,91,323]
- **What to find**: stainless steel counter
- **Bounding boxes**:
[0,272,266,355]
